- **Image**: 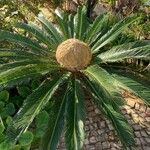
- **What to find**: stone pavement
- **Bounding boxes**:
[57,95,150,150]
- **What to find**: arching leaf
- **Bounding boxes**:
[97,41,150,62]
[65,78,85,150]
[4,74,69,147]
[92,15,140,53]
[40,83,69,150]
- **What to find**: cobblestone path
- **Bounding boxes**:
[58,95,150,150]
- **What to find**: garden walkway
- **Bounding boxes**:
[57,94,150,150]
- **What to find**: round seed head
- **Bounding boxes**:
[56,39,92,71]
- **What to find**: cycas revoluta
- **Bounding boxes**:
[0,6,150,150]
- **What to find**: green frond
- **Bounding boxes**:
[0,62,57,90]
[82,75,134,148]
[0,48,40,61]
[100,102,135,148]
[86,13,109,43]
[108,68,150,105]
[65,77,85,150]
[0,30,48,55]
[56,14,71,40]
[37,14,63,43]
[40,82,70,150]
[97,41,150,62]
[15,22,56,50]
[83,65,125,108]
[92,15,140,53]
[4,74,70,147]
[68,14,75,38]
[0,60,38,72]
[74,6,89,40]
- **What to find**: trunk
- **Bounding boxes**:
[86,0,97,18]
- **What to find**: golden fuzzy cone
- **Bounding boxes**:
[56,39,92,71]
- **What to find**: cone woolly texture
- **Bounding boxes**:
[56,39,92,71]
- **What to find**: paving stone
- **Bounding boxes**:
[93,123,98,128]
[140,112,146,118]
[90,136,97,144]
[87,106,94,112]
[135,138,141,145]
[111,143,121,149]
[145,137,150,143]
[146,130,150,135]
[108,124,114,130]
[85,120,90,125]
[140,105,147,112]
[85,126,90,131]
[138,117,145,123]
[91,130,97,136]
[95,108,100,114]
[142,146,150,150]
[126,115,133,121]
[121,108,127,115]
[89,111,96,117]
[102,141,110,149]
[97,129,104,135]
[110,148,117,150]
[141,131,148,137]
[128,118,135,125]
[84,139,89,145]
[95,142,102,150]
[146,107,150,113]
[89,117,93,123]
[89,145,96,150]
[90,125,94,130]
[124,105,130,110]
[135,131,141,138]
[106,120,110,124]
[135,103,140,110]
[127,100,135,108]
[145,117,150,122]
[133,124,142,131]
[100,121,105,128]
[140,138,146,145]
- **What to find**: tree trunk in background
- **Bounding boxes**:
[86,0,97,18]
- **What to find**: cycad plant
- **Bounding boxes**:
[0,6,150,150]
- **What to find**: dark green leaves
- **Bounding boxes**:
[35,111,49,138]
[17,86,31,98]
[97,41,150,62]
[74,6,89,40]
[15,22,55,49]
[86,13,109,43]
[84,65,125,108]
[0,118,5,133]
[0,62,56,90]
[108,69,150,105]
[92,15,140,53]
[5,103,15,116]
[0,30,47,55]
[37,14,63,43]
[40,85,69,150]
[18,131,33,146]
[56,13,71,40]
[5,74,69,146]
[0,90,9,102]
[65,78,85,150]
